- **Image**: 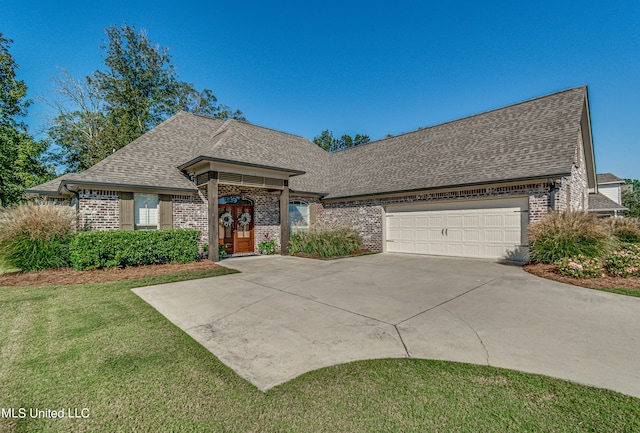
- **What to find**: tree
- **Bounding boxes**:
[0,33,52,206]
[46,71,110,172]
[48,24,245,172]
[313,129,370,152]
[623,179,640,218]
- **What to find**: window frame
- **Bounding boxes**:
[289,200,310,234]
[134,193,159,230]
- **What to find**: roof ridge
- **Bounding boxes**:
[226,119,317,143]
[332,85,587,154]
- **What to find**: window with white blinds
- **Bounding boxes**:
[134,193,159,229]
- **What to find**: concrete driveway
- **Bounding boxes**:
[133,254,640,397]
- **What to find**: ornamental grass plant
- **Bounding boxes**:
[0,202,77,271]
[289,227,361,257]
[528,211,610,264]
[601,217,640,244]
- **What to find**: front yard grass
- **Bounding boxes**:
[1,271,639,432]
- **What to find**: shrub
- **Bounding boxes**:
[528,211,610,263]
[0,203,76,271]
[69,229,199,270]
[289,227,361,257]
[604,245,640,277]
[601,217,640,244]
[258,233,277,255]
[556,255,603,279]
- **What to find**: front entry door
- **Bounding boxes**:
[218,202,254,255]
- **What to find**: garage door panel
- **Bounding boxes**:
[463,229,480,242]
[415,229,429,241]
[485,229,504,243]
[463,215,480,227]
[385,198,528,260]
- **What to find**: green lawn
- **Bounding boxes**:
[1,270,639,432]
[599,287,640,297]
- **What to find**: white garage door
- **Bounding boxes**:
[385,198,529,261]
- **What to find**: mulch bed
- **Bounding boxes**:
[523,262,640,290]
[0,260,222,287]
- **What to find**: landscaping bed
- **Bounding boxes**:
[0,260,221,287]
[524,262,640,290]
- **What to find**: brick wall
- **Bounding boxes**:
[317,183,553,252]
[555,131,589,212]
[173,190,208,245]
[78,189,119,230]
[570,130,589,210]
[214,184,282,252]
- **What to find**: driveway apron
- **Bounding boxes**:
[132,254,640,397]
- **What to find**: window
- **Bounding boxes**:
[289,200,309,234]
[134,193,159,230]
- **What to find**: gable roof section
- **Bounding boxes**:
[51,113,226,193]
[597,173,625,184]
[182,120,326,174]
[320,86,588,199]
[588,192,628,212]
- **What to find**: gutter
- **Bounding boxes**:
[322,173,571,202]
[58,179,198,195]
[177,156,306,176]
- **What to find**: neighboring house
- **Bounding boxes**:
[27,86,598,261]
[588,173,628,217]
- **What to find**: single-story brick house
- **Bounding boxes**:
[27,86,598,261]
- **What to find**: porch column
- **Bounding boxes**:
[280,180,290,255]
[207,171,219,262]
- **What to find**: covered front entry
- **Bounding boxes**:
[385,197,529,261]
[218,196,254,254]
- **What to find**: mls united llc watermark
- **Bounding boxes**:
[2,407,90,419]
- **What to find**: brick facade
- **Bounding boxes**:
[72,185,283,252]
[78,189,120,230]
[173,190,208,245]
[72,145,586,255]
[316,183,553,252]
[216,184,282,252]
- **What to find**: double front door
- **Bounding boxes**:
[218,203,254,254]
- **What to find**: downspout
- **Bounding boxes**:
[548,178,558,211]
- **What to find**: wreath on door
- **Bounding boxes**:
[238,212,252,227]
[219,212,233,227]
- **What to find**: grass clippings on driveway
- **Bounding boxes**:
[1,271,639,432]
[524,262,640,297]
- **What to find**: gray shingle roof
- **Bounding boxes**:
[40,113,226,193]
[183,120,334,193]
[320,86,588,199]
[588,192,628,211]
[24,173,79,195]
[597,173,625,184]
[27,86,590,200]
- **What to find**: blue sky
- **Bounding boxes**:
[2,0,639,178]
